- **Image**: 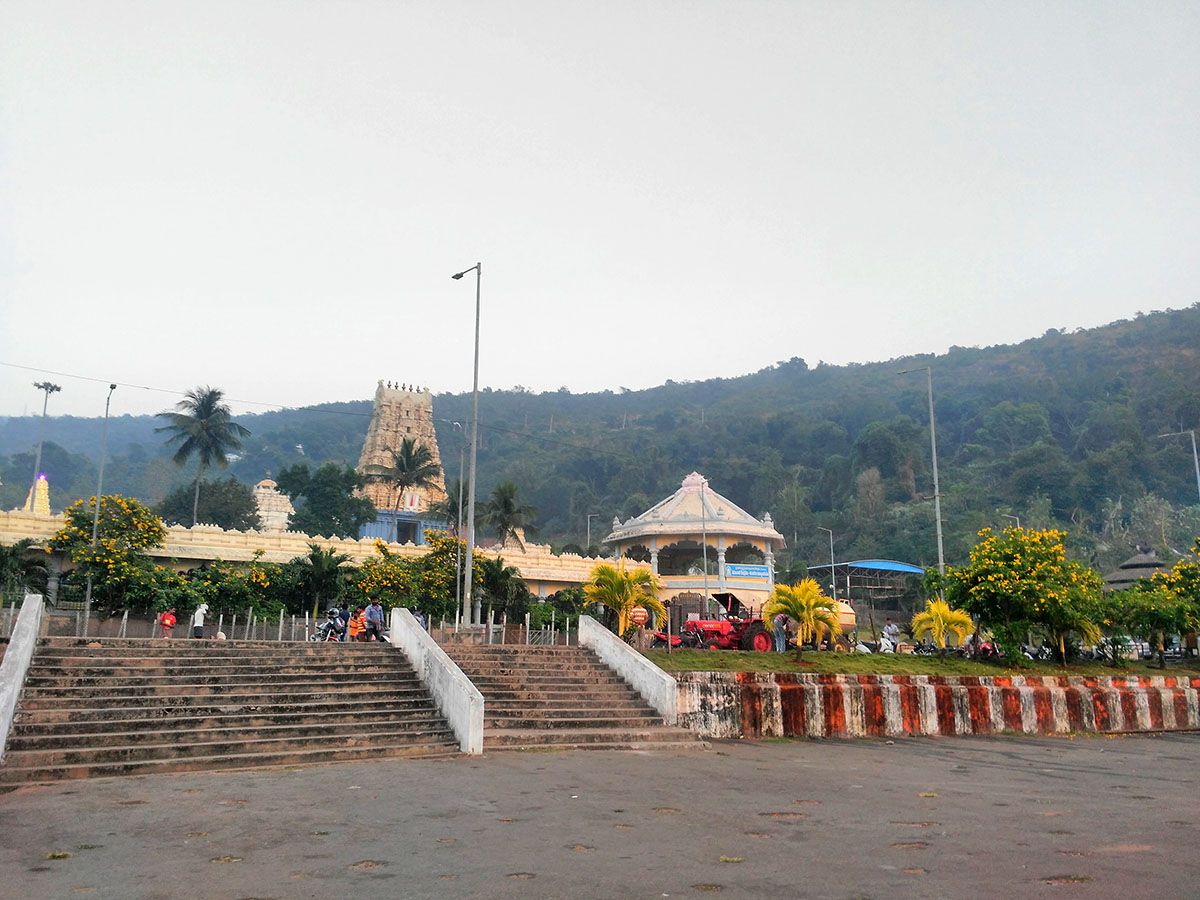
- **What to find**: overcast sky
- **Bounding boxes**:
[2,1,1197,418]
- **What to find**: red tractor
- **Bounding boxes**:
[681,596,773,652]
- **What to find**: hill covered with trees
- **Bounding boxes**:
[3,305,1198,573]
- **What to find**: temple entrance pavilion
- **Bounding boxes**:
[604,472,785,627]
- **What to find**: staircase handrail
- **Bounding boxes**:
[389,607,483,754]
[0,593,45,764]
[578,615,677,725]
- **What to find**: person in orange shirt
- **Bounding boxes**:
[347,606,367,642]
[157,608,177,639]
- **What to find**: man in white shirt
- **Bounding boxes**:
[192,603,209,639]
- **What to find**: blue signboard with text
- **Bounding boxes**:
[725,563,771,579]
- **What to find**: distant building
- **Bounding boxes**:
[1103,547,1166,591]
[22,473,50,516]
[355,381,448,545]
[605,472,786,625]
[252,477,295,533]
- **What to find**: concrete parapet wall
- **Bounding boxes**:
[580,616,678,724]
[0,594,45,764]
[675,671,1200,739]
[390,608,484,754]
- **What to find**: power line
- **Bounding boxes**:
[0,359,642,462]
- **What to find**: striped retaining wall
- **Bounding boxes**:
[675,672,1200,739]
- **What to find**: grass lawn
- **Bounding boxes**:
[642,649,1200,677]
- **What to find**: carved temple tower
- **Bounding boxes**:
[355,381,448,544]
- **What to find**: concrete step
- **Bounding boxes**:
[480,705,659,721]
[0,741,459,783]
[24,671,420,690]
[12,705,442,737]
[17,684,429,711]
[8,716,450,751]
[486,715,665,730]
[27,660,414,677]
[465,686,650,703]
[467,675,628,688]
[483,727,701,748]
[5,726,457,768]
[17,696,438,726]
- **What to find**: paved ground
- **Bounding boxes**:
[2,733,1198,898]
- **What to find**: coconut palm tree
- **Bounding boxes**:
[478,555,530,619]
[480,481,537,545]
[761,578,842,660]
[291,544,352,619]
[427,478,467,533]
[583,562,664,635]
[361,437,442,542]
[155,386,251,527]
[910,599,974,656]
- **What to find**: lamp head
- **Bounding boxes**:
[451,271,465,280]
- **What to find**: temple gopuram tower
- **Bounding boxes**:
[355,381,448,544]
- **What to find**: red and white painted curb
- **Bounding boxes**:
[675,672,1200,739]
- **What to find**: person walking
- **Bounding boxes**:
[191,603,209,639]
[364,598,386,642]
[157,607,176,639]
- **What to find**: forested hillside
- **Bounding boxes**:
[3,306,1198,573]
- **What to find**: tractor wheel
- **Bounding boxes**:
[740,623,773,652]
[705,639,723,651]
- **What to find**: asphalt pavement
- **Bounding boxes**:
[2,733,1198,898]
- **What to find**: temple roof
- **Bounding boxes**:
[1103,549,1167,591]
[605,472,785,549]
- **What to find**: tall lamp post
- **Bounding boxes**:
[451,422,466,625]
[82,384,117,637]
[29,381,62,505]
[1157,430,1200,504]
[452,262,482,625]
[586,513,600,556]
[899,366,946,578]
[818,526,836,601]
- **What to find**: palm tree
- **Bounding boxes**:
[480,481,536,545]
[156,386,251,526]
[478,555,529,619]
[583,562,664,635]
[427,478,467,533]
[0,538,47,597]
[292,544,352,618]
[362,437,442,542]
[761,578,842,660]
[910,599,974,656]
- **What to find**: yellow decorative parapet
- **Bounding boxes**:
[0,509,639,591]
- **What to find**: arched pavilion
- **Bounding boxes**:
[604,472,786,620]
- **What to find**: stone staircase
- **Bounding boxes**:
[0,637,458,782]
[443,644,703,752]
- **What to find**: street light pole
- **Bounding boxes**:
[1157,430,1200,504]
[451,422,465,624]
[900,366,946,577]
[586,513,599,555]
[82,384,116,637]
[29,381,62,506]
[818,526,836,601]
[452,262,482,625]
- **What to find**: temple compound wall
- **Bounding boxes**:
[0,509,622,604]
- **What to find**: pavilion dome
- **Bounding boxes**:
[605,472,785,549]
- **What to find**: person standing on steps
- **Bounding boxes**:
[157,607,176,639]
[772,612,789,653]
[191,603,209,639]
[364,597,386,642]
